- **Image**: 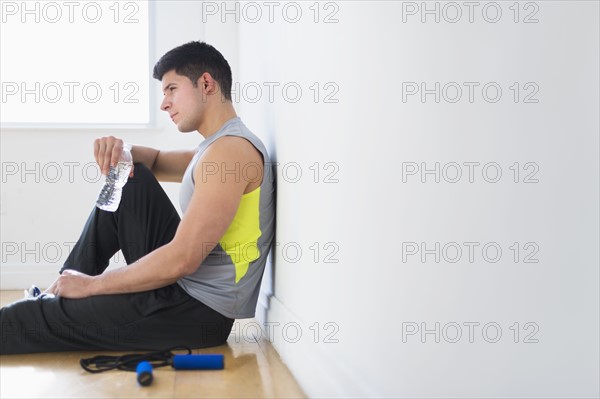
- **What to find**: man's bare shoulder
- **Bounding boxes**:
[194,136,264,192]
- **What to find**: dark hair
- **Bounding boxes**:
[153,41,233,101]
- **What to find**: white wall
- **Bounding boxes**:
[1,1,599,398]
[234,1,599,398]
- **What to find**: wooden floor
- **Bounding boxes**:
[0,291,306,398]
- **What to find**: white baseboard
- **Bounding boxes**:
[0,264,60,290]
[257,295,371,398]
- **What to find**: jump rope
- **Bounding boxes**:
[80,346,224,386]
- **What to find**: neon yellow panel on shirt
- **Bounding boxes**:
[219,187,262,283]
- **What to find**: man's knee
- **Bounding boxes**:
[120,162,162,198]
[129,163,156,184]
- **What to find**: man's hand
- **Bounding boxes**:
[45,270,98,299]
[94,135,134,177]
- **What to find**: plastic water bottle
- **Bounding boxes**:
[96,144,133,212]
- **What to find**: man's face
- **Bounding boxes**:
[160,70,206,133]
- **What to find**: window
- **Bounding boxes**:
[0,0,152,127]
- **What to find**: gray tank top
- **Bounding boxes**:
[177,117,275,319]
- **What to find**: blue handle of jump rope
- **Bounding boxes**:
[136,361,153,386]
[172,354,224,370]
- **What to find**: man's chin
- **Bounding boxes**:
[177,124,196,133]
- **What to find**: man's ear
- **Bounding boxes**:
[199,72,216,92]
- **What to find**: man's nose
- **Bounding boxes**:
[160,96,171,111]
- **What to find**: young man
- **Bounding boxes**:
[0,41,275,354]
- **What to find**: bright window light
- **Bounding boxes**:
[0,0,151,127]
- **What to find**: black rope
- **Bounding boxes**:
[80,346,192,373]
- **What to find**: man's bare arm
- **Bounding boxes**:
[131,145,196,182]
